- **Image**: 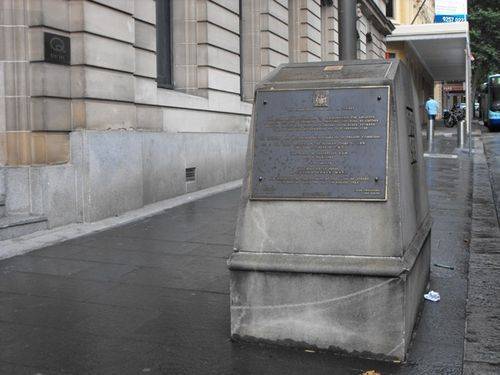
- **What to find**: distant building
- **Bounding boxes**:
[386,0,436,25]
[386,0,437,121]
[0,0,393,239]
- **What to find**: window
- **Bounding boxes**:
[386,0,394,18]
[156,0,173,88]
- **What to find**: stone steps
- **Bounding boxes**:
[0,214,48,241]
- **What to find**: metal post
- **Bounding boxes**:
[427,117,434,153]
[339,0,357,60]
[457,120,465,149]
[465,34,472,154]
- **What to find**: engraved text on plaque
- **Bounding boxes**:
[250,87,389,200]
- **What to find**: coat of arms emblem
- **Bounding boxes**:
[313,90,329,107]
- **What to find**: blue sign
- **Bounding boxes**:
[435,14,467,23]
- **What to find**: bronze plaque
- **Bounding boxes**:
[250,87,389,201]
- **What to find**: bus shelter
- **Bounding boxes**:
[386,22,472,148]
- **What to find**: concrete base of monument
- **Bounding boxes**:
[229,235,431,361]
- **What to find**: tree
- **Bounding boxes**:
[469,0,500,93]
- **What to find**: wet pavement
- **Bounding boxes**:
[483,132,500,220]
[462,128,500,374]
[0,131,475,374]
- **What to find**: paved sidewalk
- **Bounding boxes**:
[0,131,474,374]
[463,131,500,374]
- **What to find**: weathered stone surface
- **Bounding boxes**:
[4,167,30,213]
[231,240,430,360]
[70,1,134,43]
[0,25,27,60]
[183,133,247,190]
[0,214,48,240]
[141,132,186,205]
[3,62,28,97]
[198,67,240,94]
[31,97,71,131]
[197,45,240,74]
[4,97,29,131]
[197,1,239,35]
[71,66,134,102]
[71,33,135,73]
[135,48,155,78]
[92,0,134,14]
[84,131,143,222]
[28,165,79,227]
[0,0,27,25]
[30,63,70,97]
[29,0,70,31]
[136,105,162,131]
[231,272,406,356]
[72,99,136,130]
[134,20,156,51]
[133,0,155,24]
[163,107,248,133]
[198,23,239,54]
[134,76,158,104]
[229,60,430,360]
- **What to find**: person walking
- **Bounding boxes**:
[425,96,439,122]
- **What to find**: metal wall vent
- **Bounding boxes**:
[186,167,196,182]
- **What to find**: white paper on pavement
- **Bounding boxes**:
[424,290,441,302]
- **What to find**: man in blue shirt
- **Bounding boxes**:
[425,97,439,121]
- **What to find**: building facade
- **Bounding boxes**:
[386,0,435,25]
[385,0,438,120]
[0,0,393,239]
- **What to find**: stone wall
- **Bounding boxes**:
[0,0,393,231]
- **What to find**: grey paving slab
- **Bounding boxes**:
[0,292,93,331]
[70,262,138,282]
[0,321,160,375]
[77,236,201,255]
[0,270,114,302]
[0,255,94,276]
[0,361,73,375]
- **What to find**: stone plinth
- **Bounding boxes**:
[228,60,431,360]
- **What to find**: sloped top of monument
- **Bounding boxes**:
[257,59,399,90]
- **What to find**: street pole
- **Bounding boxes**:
[458,120,465,149]
[465,34,472,154]
[427,117,434,153]
[339,0,357,60]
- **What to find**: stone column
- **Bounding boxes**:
[289,0,321,63]
[0,0,30,165]
[321,0,339,61]
[240,0,261,101]
[240,0,290,101]
[0,0,71,166]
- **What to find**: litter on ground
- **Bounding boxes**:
[424,290,441,302]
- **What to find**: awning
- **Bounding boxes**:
[386,22,469,82]
[386,22,472,148]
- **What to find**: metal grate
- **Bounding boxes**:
[185,167,196,182]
